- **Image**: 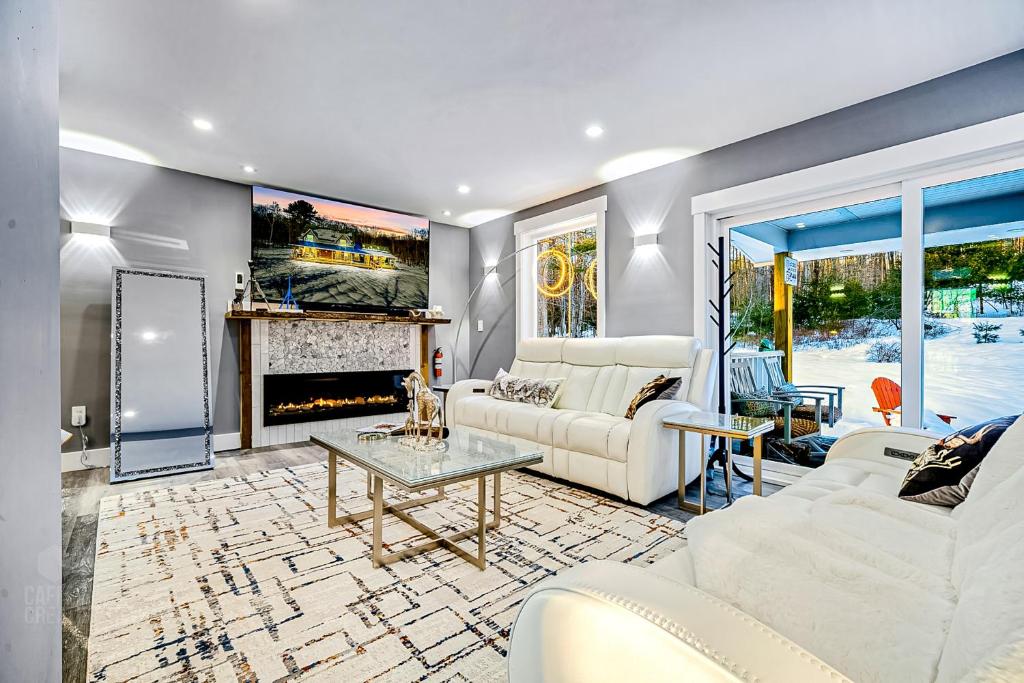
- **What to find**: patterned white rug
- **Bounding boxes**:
[87,462,685,682]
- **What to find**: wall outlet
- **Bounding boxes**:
[71,405,87,427]
[477,320,484,332]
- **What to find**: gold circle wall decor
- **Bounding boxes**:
[584,260,598,300]
[537,248,573,298]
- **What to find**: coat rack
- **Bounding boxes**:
[707,236,752,482]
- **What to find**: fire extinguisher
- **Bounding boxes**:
[432,347,444,379]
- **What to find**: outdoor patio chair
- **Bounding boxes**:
[763,355,846,427]
[871,377,956,426]
[730,363,827,466]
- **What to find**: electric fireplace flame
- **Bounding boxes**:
[268,394,399,418]
[263,369,411,426]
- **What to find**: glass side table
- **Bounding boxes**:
[662,412,774,515]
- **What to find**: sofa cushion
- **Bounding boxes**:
[686,493,956,683]
[562,337,619,366]
[772,455,951,515]
[516,337,566,362]
[565,414,631,462]
[615,335,700,368]
[554,365,601,411]
[937,506,1024,682]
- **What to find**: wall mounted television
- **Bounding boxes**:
[251,185,429,313]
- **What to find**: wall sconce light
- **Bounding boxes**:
[633,233,660,248]
[71,220,111,238]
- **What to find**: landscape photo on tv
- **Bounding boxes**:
[251,186,429,311]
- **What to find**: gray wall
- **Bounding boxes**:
[0,0,62,680]
[60,149,252,452]
[428,223,471,382]
[59,148,470,451]
[468,49,1024,378]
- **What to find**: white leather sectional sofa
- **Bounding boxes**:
[508,419,1024,682]
[446,336,715,505]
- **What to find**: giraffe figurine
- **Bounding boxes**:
[401,371,443,444]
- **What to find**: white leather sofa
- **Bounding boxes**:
[446,336,716,505]
[508,419,1024,682]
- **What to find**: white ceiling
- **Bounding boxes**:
[59,1,1024,227]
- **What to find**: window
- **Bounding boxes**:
[515,196,606,341]
[536,225,598,337]
[922,167,1024,427]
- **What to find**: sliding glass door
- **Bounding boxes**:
[730,195,903,445]
[724,159,1024,470]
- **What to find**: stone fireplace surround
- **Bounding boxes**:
[248,319,419,447]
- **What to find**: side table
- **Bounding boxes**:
[662,412,773,515]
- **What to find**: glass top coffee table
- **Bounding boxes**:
[310,428,542,570]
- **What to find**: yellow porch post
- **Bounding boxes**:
[773,252,794,381]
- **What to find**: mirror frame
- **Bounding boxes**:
[110,266,213,481]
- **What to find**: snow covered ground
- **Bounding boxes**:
[793,316,1024,437]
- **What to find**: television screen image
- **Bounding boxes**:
[251,186,429,311]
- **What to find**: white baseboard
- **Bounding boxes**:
[213,432,242,452]
[62,447,111,473]
[61,432,243,473]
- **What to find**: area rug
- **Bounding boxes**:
[87,462,685,682]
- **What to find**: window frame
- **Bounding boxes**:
[514,195,607,342]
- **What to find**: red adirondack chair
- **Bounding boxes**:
[871,377,955,426]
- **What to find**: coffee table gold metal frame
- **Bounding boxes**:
[662,413,774,515]
[313,435,541,570]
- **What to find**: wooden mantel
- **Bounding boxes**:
[226,308,450,449]
[225,309,451,325]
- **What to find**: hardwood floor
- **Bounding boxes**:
[61,442,779,683]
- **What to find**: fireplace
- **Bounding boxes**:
[263,369,411,426]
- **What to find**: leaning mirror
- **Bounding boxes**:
[110,267,213,482]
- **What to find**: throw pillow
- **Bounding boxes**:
[899,414,1020,507]
[774,381,804,405]
[656,377,683,401]
[624,374,679,419]
[732,390,779,418]
[488,368,563,407]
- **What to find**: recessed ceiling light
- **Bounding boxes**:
[442,210,451,217]
[192,118,213,131]
[585,124,604,139]
[242,164,256,174]
[795,222,806,228]
[457,184,471,195]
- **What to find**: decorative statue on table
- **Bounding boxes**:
[400,371,445,450]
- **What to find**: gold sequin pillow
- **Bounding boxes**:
[624,374,679,419]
